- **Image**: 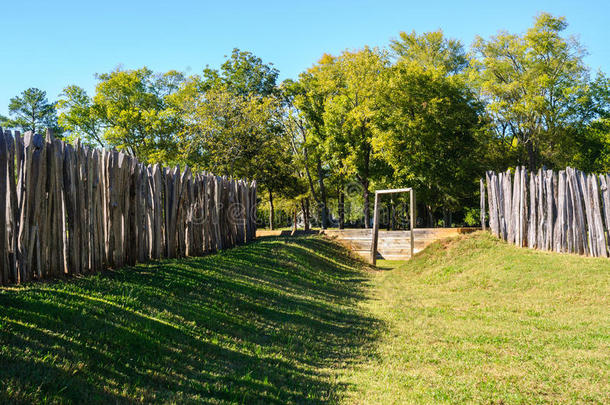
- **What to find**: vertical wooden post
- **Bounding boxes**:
[480,178,486,230]
[410,189,415,259]
[0,131,8,284]
[370,192,380,265]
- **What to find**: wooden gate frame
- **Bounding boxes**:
[370,188,415,265]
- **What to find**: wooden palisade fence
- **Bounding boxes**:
[0,128,257,285]
[482,166,610,257]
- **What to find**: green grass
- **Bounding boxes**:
[342,232,609,404]
[0,237,379,404]
[1,232,608,404]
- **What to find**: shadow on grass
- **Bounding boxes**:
[0,236,381,404]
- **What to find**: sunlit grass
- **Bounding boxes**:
[2,232,608,404]
[0,236,378,404]
[342,232,610,404]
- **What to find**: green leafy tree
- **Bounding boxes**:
[282,68,334,228]
[57,86,105,147]
[373,61,485,226]
[319,47,390,227]
[391,30,468,74]
[172,50,297,228]
[472,13,590,170]
[203,48,279,97]
[568,72,610,171]
[93,68,184,162]
[173,88,277,175]
[2,88,61,135]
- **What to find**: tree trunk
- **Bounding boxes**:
[338,187,345,229]
[360,134,372,229]
[362,178,370,228]
[526,141,536,171]
[291,207,297,235]
[389,199,395,230]
[317,159,328,229]
[301,198,310,231]
[427,205,434,228]
[268,190,274,231]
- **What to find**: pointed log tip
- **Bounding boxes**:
[45,128,54,142]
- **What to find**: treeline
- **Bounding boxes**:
[2,13,609,229]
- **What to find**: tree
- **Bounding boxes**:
[57,86,105,147]
[318,47,390,228]
[282,71,333,228]
[173,85,297,228]
[173,88,276,174]
[472,13,590,170]
[373,60,486,226]
[2,88,61,135]
[93,68,184,162]
[172,49,298,229]
[391,30,468,74]
[202,48,279,97]
[568,72,610,172]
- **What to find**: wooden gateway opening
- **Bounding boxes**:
[370,188,415,265]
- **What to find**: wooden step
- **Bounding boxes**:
[322,227,480,262]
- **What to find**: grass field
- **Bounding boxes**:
[0,237,378,404]
[343,232,610,404]
[1,233,608,403]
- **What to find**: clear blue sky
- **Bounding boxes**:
[1,0,608,116]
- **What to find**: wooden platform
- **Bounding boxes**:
[322,228,479,261]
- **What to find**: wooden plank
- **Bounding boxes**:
[589,174,607,257]
[84,147,94,270]
[573,169,587,255]
[14,131,26,281]
[151,164,162,259]
[527,169,536,248]
[536,169,544,249]
[544,170,554,252]
[199,175,208,251]
[240,180,248,243]
[49,136,66,276]
[18,132,34,280]
[599,174,610,252]
[410,189,415,258]
[164,166,178,258]
[556,170,567,252]
[56,139,67,275]
[108,151,120,267]
[5,131,18,281]
[74,140,87,272]
[243,179,249,243]
[578,170,595,256]
[176,167,189,257]
[209,175,217,251]
[552,170,559,252]
[91,149,103,272]
[495,172,502,238]
[251,180,257,240]
[125,156,137,266]
[486,172,499,237]
[44,134,56,276]
[375,187,412,194]
[63,144,79,275]
[0,130,9,284]
[370,192,381,265]
[519,167,527,247]
[137,164,148,262]
[214,176,222,251]
[480,178,486,230]
[509,167,519,244]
